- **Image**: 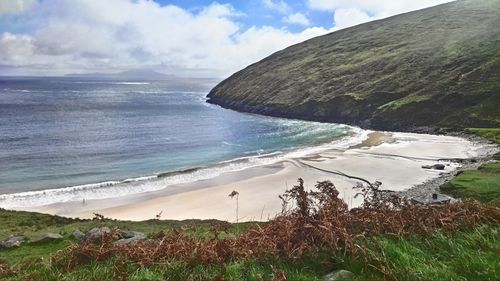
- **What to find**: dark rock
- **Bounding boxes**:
[72,230,85,241]
[433,164,446,170]
[0,235,25,248]
[422,164,445,170]
[31,233,63,244]
[324,269,355,280]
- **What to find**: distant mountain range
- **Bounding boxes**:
[66,69,219,92]
[207,0,500,132]
[65,69,174,80]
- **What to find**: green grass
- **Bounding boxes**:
[1,258,331,281]
[354,225,500,281]
[440,128,500,204]
[377,95,432,111]
[441,162,500,206]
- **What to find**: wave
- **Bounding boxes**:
[0,137,29,143]
[0,126,370,209]
[1,88,34,93]
[70,81,151,85]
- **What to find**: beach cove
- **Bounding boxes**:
[28,131,495,222]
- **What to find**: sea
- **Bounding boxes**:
[0,77,367,209]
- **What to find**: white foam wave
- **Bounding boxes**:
[71,81,151,85]
[0,126,370,209]
[1,88,33,93]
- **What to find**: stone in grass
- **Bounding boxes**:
[0,235,25,249]
[30,233,63,244]
[87,227,111,241]
[324,269,355,281]
[114,231,147,246]
[72,230,85,241]
[122,231,146,239]
[114,236,146,246]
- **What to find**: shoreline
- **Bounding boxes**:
[17,130,496,222]
[0,124,367,209]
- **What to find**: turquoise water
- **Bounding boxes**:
[0,77,363,208]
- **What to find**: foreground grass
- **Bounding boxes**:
[1,221,498,280]
[2,198,499,281]
[355,225,499,281]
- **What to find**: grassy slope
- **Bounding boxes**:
[441,128,500,205]
[207,0,500,131]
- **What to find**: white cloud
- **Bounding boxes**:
[0,0,36,15]
[262,0,290,14]
[0,0,329,77]
[283,12,311,26]
[308,0,454,14]
[0,32,35,64]
[308,0,454,29]
[333,8,372,29]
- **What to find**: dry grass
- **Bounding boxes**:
[0,257,17,279]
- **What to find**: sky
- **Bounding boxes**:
[0,0,454,77]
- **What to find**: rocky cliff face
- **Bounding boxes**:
[207,0,500,132]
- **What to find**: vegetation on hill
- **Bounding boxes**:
[207,0,500,132]
[1,180,499,280]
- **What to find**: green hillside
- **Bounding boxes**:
[207,0,500,132]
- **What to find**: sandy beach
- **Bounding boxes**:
[27,131,493,222]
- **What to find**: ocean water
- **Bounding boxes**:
[0,77,365,208]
